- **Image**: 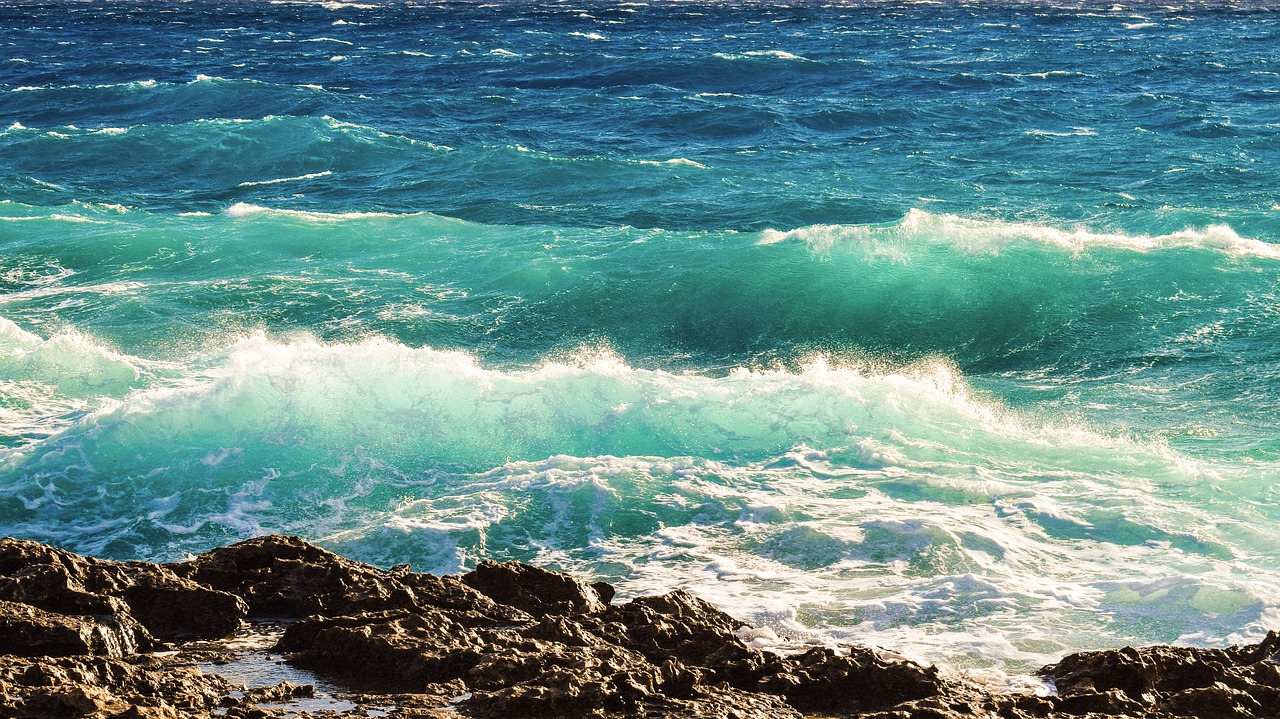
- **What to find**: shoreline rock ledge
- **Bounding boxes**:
[0,535,1277,718]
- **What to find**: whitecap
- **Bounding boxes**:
[237,170,334,188]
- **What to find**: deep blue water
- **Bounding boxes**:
[3,0,1280,673]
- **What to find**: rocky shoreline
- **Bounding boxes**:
[1,535,1277,718]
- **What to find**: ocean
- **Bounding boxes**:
[2,0,1279,675]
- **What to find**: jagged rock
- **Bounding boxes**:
[275,561,787,717]
[1042,635,1280,718]
[172,535,525,624]
[0,654,234,718]
[14,535,1280,718]
[171,535,418,618]
[603,589,750,670]
[1052,688,1146,715]
[119,569,246,643]
[462,560,610,617]
[0,537,245,645]
[277,607,486,690]
[754,645,950,715]
[0,600,149,658]
[19,683,120,718]
[240,681,315,704]
[1161,682,1263,718]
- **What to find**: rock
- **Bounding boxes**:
[240,681,314,704]
[172,535,524,624]
[462,560,609,617]
[754,645,950,715]
[1042,636,1280,718]
[19,683,120,718]
[0,537,245,645]
[170,535,417,618]
[0,600,149,658]
[277,607,485,690]
[603,589,749,670]
[17,535,1280,718]
[0,654,234,718]
[276,561,795,717]
[1052,688,1146,715]
[119,570,247,643]
[1161,682,1262,718]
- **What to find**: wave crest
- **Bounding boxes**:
[759,209,1280,259]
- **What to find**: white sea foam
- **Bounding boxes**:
[758,208,1280,259]
[237,170,334,188]
[1024,127,1097,137]
[632,157,708,169]
[715,49,810,61]
[224,202,425,221]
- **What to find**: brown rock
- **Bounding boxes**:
[1161,681,1263,718]
[20,683,120,718]
[462,560,609,617]
[1053,688,1146,715]
[755,645,950,715]
[603,589,750,670]
[173,535,524,624]
[0,600,149,658]
[0,537,245,645]
[1043,634,1280,719]
[277,607,486,690]
[0,654,234,718]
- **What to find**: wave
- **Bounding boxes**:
[760,208,1280,259]
[0,317,156,447]
[0,114,711,215]
[1,327,1274,671]
[0,333,1143,469]
[236,170,335,188]
[0,76,336,130]
[0,329,1198,553]
[713,50,812,62]
[3,202,1278,383]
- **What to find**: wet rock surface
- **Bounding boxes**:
[3,535,1280,718]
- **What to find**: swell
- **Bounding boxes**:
[1,331,1275,672]
[0,331,1222,559]
[3,201,1277,383]
[1,77,334,129]
[6,79,1280,235]
[0,113,714,219]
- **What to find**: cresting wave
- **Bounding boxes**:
[7,199,1274,257]
[2,199,1278,431]
[760,208,1280,260]
[2,327,1276,672]
[4,200,1276,382]
[0,330,1160,471]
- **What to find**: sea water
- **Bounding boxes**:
[2,0,1279,674]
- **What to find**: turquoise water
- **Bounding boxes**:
[3,0,1280,673]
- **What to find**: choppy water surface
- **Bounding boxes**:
[3,0,1280,673]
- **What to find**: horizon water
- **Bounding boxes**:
[3,0,1280,677]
